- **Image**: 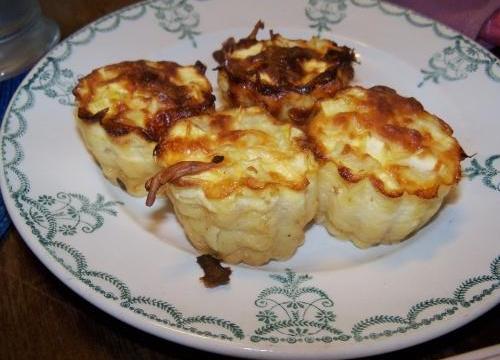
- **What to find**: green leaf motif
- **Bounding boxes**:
[149,0,201,47]
[251,269,350,343]
[306,0,348,36]
[463,155,500,192]
[2,0,499,347]
[252,255,499,344]
[351,256,500,341]
[1,29,244,341]
[257,310,278,324]
[419,38,500,87]
[29,192,123,236]
[303,1,500,86]
[59,225,77,236]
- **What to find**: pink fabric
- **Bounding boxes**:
[479,8,500,45]
[387,0,500,46]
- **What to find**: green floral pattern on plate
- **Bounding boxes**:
[1,81,244,342]
[306,0,348,35]
[464,155,500,192]
[305,0,500,86]
[0,0,498,350]
[150,0,201,47]
[419,37,500,87]
[251,269,350,343]
[351,255,500,341]
[29,193,123,236]
[0,1,243,341]
[251,258,499,343]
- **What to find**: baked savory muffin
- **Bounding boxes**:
[308,86,463,248]
[73,60,215,196]
[213,21,355,124]
[146,106,318,265]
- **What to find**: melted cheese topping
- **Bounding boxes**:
[73,60,214,141]
[308,86,462,198]
[219,33,354,88]
[155,107,317,199]
[213,23,355,124]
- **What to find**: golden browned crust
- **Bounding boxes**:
[307,86,463,199]
[213,21,355,124]
[73,60,215,142]
[154,107,317,199]
[151,107,318,265]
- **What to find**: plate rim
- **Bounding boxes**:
[1,0,499,358]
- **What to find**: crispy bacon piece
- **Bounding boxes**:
[196,254,232,288]
[145,156,223,206]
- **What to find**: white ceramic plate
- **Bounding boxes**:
[1,0,499,358]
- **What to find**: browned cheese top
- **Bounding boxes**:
[154,107,317,199]
[308,86,464,198]
[73,60,215,141]
[213,21,355,98]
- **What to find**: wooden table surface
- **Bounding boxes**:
[1,1,499,359]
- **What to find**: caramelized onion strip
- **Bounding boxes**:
[248,20,264,39]
[145,160,220,206]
